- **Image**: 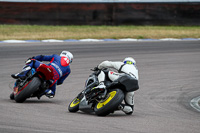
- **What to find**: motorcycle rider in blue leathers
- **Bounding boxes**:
[11,51,73,99]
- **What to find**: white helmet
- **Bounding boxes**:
[123,57,136,65]
[60,51,73,63]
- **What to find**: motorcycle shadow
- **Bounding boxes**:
[22,100,54,104]
[9,98,60,104]
[73,111,129,117]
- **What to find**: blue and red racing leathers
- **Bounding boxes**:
[27,54,71,95]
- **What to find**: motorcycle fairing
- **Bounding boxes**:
[79,96,93,113]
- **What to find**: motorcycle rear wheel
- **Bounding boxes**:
[10,92,14,100]
[14,77,41,103]
[94,88,124,116]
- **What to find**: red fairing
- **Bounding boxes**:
[36,64,54,80]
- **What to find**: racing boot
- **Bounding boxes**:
[118,104,134,115]
[45,89,55,98]
[37,89,55,99]
[11,66,31,80]
[92,82,106,91]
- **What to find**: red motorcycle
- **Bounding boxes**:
[10,64,54,103]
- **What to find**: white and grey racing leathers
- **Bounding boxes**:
[97,60,139,114]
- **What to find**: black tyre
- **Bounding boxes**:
[94,89,124,116]
[68,97,81,112]
[10,92,14,100]
[14,77,41,103]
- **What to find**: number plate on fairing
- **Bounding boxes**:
[13,86,19,94]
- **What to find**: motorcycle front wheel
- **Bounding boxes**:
[68,96,81,112]
[94,88,124,116]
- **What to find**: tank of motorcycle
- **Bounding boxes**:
[79,95,94,113]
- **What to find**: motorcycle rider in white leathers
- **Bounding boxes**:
[94,57,139,115]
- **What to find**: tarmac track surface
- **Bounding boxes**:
[0,41,199,133]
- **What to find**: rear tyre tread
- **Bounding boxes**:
[94,89,124,116]
[14,77,41,103]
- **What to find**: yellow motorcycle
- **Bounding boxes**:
[68,67,138,116]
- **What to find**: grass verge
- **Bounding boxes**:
[0,25,200,40]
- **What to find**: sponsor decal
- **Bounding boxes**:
[51,63,63,77]
[110,71,119,76]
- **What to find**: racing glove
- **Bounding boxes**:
[25,56,35,64]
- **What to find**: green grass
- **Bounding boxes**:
[0,25,200,40]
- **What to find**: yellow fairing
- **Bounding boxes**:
[96,91,117,109]
[70,98,80,107]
